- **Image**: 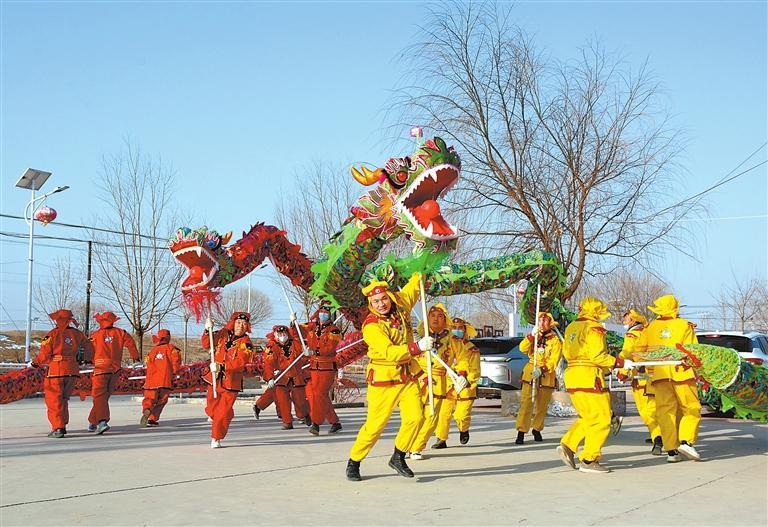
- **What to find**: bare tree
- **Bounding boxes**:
[391,2,696,300]
[91,141,184,353]
[33,256,83,322]
[715,274,766,331]
[577,268,668,324]
[211,286,273,330]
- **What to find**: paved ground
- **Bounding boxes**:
[1,395,766,526]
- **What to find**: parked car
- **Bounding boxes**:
[695,330,768,366]
[470,336,526,395]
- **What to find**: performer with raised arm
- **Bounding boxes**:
[515,312,562,445]
[31,309,92,438]
[556,298,625,474]
[408,303,468,459]
[346,273,430,482]
[87,311,139,435]
[208,312,254,448]
[433,317,480,448]
[141,329,182,428]
[301,303,343,435]
[635,295,701,462]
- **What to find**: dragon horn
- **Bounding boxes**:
[221,231,232,245]
[351,165,380,186]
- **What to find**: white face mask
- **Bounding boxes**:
[276,334,288,344]
[623,324,631,330]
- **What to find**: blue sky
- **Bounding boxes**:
[1,1,766,334]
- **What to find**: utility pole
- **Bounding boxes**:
[84,241,93,334]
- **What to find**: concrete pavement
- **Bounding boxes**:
[1,396,766,526]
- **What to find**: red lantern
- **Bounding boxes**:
[34,206,57,226]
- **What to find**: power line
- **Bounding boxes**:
[0,213,168,242]
[0,231,168,251]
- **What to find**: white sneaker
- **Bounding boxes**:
[210,439,221,449]
[410,452,424,460]
[667,452,681,463]
[678,443,701,461]
[207,416,213,423]
[578,460,611,474]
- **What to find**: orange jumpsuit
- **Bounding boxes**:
[88,317,139,425]
[201,327,234,417]
[303,320,342,426]
[142,339,182,422]
[264,335,308,426]
[210,334,254,440]
[33,321,92,431]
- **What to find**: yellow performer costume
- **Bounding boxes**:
[557,297,623,474]
[347,273,425,481]
[408,305,469,456]
[434,318,480,447]
[515,312,562,444]
[618,309,661,449]
[635,294,701,462]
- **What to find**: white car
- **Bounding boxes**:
[695,330,768,366]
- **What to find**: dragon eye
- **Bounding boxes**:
[205,238,219,249]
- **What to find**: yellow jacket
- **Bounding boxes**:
[520,332,562,388]
[361,273,422,386]
[562,318,617,392]
[635,317,698,384]
[453,338,480,398]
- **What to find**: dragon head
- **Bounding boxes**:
[169,226,234,293]
[350,136,461,251]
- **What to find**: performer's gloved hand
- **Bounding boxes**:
[26,361,36,368]
[302,348,311,357]
[532,367,543,380]
[619,358,636,369]
[418,336,435,352]
[204,318,214,331]
[453,375,469,393]
[210,362,221,374]
[267,379,276,389]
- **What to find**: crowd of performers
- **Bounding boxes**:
[28,273,702,479]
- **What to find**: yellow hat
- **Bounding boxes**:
[362,279,390,297]
[623,308,648,325]
[648,295,679,318]
[537,311,559,327]
[578,297,611,321]
[452,317,478,339]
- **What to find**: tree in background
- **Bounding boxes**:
[577,269,668,325]
[392,3,696,307]
[713,275,767,332]
[90,141,184,352]
[212,286,273,332]
[33,255,82,322]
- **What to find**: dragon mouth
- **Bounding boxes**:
[397,163,459,240]
[171,243,219,292]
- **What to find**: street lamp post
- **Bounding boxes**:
[15,168,69,362]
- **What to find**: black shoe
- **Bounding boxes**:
[329,422,342,434]
[252,405,260,420]
[459,431,470,445]
[515,431,525,445]
[431,439,448,449]
[346,459,362,481]
[309,423,320,436]
[645,438,653,444]
[147,420,159,427]
[651,436,663,456]
[47,428,65,438]
[282,422,294,430]
[388,448,414,478]
[303,415,312,427]
[532,429,543,442]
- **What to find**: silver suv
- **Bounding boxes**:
[471,336,526,392]
[695,330,768,366]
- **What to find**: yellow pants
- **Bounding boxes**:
[653,380,700,450]
[561,391,612,462]
[349,381,423,462]
[409,376,449,452]
[632,386,661,439]
[516,383,554,432]
[435,394,475,440]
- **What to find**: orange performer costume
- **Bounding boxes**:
[87,311,139,434]
[201,313,251,420]
[141,329,182,427]
[301,304,343,435]
[31,310,92,438]
[208,312,254,448]
[263,325,310,430]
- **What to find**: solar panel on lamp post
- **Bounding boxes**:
[15,168,69,362]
